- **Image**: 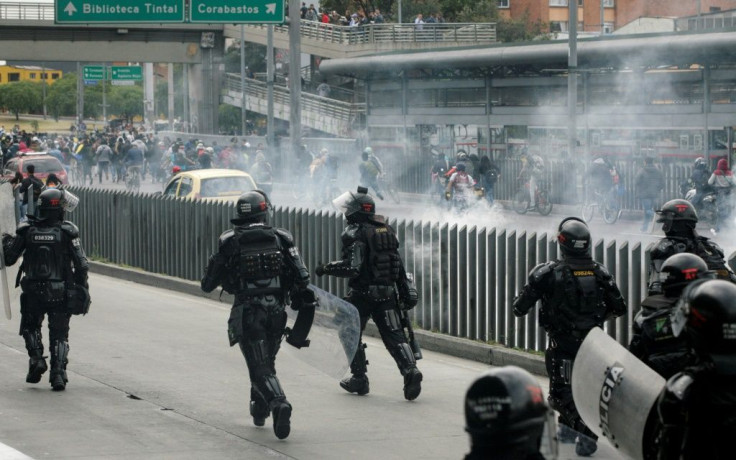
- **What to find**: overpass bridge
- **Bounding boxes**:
[0,1,495,136]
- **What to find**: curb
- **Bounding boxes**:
[89,261,547,377]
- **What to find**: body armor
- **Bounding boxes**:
[24,226,67,282]
[630,295,692,379]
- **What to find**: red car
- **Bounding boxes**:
[2,153,68,184]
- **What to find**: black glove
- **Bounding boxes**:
[315,264,326,277]
[2,232,13,246]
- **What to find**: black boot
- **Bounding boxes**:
[49,341,69,391]
[271,399,292,440]
[392,343,422,401]
[22,329,47,384]
[575,433,598,457]
[340,374,370,395]
[403,367,423,401]
[250,387,269,427]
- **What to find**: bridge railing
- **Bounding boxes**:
[0,2,53,20]
[224,73,364,124]
[64,186,714,352]
[247,20,497,45]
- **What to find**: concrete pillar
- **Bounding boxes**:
[144,62,155,130]
[167,64,175,130]
[187,63,202,133]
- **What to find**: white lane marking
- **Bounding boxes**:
[0,442,34,459]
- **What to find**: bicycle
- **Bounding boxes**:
[512,182,553,216]
[125,165,142,193]
[581,188,620,224]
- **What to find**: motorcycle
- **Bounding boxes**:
[684,184,718,229]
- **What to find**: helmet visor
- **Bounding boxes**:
[331,190,356,215]
[61,190,79,213]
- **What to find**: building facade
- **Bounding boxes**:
[0,65,62,84]
[498,0,736,33]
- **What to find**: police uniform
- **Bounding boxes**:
[201,191,312,439]
[654,279,736,459]
[513,217,626,456]
[3,188,89,391]
[317,187,421,401]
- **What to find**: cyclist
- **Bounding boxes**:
[359,150,385,200]
[518,154,544,208]
[123,141,144,186]
[445,163,475,210]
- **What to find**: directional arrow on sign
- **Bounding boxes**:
[64,1,77,16]
[266,3,276,14]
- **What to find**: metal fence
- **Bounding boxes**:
[66,186,716,353]
[0,2,53,20]
[247,21,497,46]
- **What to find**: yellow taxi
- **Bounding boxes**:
[162,169,257,202]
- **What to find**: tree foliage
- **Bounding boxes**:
[108,85,144,121]
[218,104,242,134]
[46,74,77,121]
[0,81,42,120]
[224,42,268,75]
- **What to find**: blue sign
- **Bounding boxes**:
[84,79,99,86]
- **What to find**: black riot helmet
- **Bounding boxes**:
[232,190,272,225]
[465,366,553,459]
[557,217,591,257]
[672,280,736,374]
[37,188,78,223]
[332,186,375,223]
[659,253,715,298]
[656,199,698,235]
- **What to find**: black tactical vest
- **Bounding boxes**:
[24,226,67,282]
[547,261,607,335]
[230,226,283,295]
[637,295,691,378]
[364,223,401,285]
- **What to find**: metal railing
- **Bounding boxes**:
[224,73,364,125]
[0,2,53,20]
[247,20,497,45]
[63,186,733,353]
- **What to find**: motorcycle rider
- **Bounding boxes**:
[687,157,713,210]
[629,253,715,379]
[201,190,316,439]
[464,366,553,460]
[653,279,736,459]
[707,158,736,233]
[513,217,627,456]
[2,188,89,391]
[315,187,422,401]
[648,199,736,295]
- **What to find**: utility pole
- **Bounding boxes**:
[240,25,247,136]
[167,64,175,130]
[288,0,302,168]
[600,0,605,35]
[76,61,84,129]
[267,25,275,149]
[101,64,107,128]
[42,62,47,120]
[568,1,578,161]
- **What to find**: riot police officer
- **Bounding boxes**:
[2,188,89,391]
[654,279,736,459]
[648,199,736,295]
[464,366,553,460]
[315,187,421,400]
[201,190,315,440]
[512,217,626,457]
[629,253,715,379]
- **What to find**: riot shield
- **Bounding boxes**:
[0,182,20,319]
[571,327,666,460]
[284,284,361,379]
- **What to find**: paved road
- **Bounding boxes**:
[0,273,623,459]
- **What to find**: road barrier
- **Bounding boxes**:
[62,186,708,353]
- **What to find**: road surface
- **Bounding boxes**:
[0,272,624,459]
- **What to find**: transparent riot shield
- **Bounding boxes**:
[0,182,20,319]
[284,284,361,379]
[572,327,666,460]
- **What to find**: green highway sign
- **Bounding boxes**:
[189,0,285,24]
[83,65,106,80]
[112,66,143,81]
[55,1,185,24]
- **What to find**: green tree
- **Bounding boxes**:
[455,0,497,23]
[108,85,144,121]
[224,42,268,75]
[47,73,78,121]
[497,13,548,42]
[218,104,242,134]
[0,81,43,120]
